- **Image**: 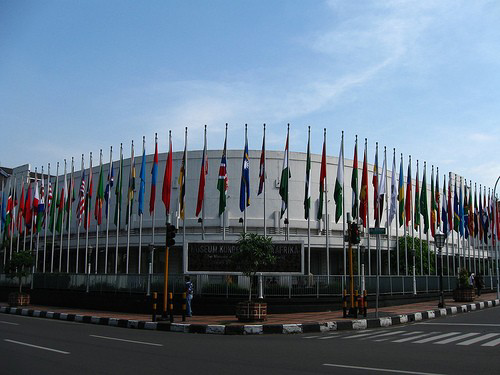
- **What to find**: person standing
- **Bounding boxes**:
[475,273,483,296]
[185,276,194,317]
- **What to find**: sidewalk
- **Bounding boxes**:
[1,292,499,335]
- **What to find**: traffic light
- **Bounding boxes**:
[350,223,361,245]
[166,223,176,247]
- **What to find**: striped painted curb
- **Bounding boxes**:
[1,298,499,335]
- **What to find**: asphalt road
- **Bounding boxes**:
[0,307,498,375]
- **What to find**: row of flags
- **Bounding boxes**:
[1,126,499,249]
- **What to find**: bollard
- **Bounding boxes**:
[152,292,157,322]
[354,289,359,318]
[182,292,187,321]
[169,292,174,323]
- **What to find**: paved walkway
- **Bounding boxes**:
[1,292,498,326]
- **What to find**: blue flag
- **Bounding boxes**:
[459,182,464,237]
[138,148,146,215]
[239,134,250,212]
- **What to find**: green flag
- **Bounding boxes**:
[420,164,429,234]
[114,151,124,226]
[414,164,420,229]
[333,136,343,223]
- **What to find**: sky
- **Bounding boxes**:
[1,0,500,190]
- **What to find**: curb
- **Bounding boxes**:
[1,299,499,335]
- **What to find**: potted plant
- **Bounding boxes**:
[6,250,34,307]
[231,233,276,322]
[452,267,474,302]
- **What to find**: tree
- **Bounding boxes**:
[231,233,276,301]
[391,235,436,276]
[6,250,34,294]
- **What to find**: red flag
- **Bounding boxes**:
[405,161,412,227]
[196,130,208,217]
[25,182,32,229]
[18,184,25,234]
[359,146,368,228]
[162,133,173,214]
[372,147,379,224]
[150,139,159,215]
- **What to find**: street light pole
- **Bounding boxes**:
[493,176,499,299]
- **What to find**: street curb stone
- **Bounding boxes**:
[1,296,499,335]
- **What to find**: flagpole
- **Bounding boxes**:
[263,124,266,238]
[58,160,66,271]
[342,131,346,280]
[244,124,247,234]
[85,153,92,274]
[115,144,122,274]
[434,166,437,275]
[30,169,35,255]
[183,127,187,251]
[307,126,310,275]
[95,150,102,274]
[10,176,16,260]
[17,178,22,255]
[286,124,290,241]
[105,146,112,274]
[325,129,329,278]
[426,163,430,276]
[473,183,477,274]
[138,137,145,274]
[23,172,28,253]
[76,155,83,273]
[355,137,360,282]
[202,126,207,240]
[366,139,371,276]
[385,146,390,276]
[395,150,399,276]
[43,165,49,273]
[126,140,134,274]
[224,124,229,240]
[66,158,73,272]
[51,162,59,273]
[419,162,423,276]
[151,134,157,269]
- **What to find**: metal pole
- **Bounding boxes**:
[493,176,499,299]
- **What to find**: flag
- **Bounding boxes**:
[464,183,469,239]
[317,135,327,221]
[405,160,412,228]
[178,138,186,219]
[138,147,146,216]
[447,176,452,234]
[258,130,265,196]
[442,174,448,235]
[149,139,158,215]
[18,183,24,234]
[50,181,57,232]
[36,175,45,233]
[474,185,479,238]
[126,144,136,225]
[77,169,86,225]
[95,160,104,224]
[360,144,369,228]
[435,170,440,228]
[56,178,66,233]
[351,139,358,220]
[1,188,6,232]
[24,181,32,230]
[196,131,208,217]
[162,134,173,214]
[104,159,114,219]
[453,178,460,232]
[33,179,40,232]
[430,168,436,237]
[377,152,387,226]
[372,147,379,225]
[217,133,229,216]
[468,183,474,238]
[481,188,489,243]
[398,157,404,228]
[414,164,420,230]
[114,151,123,227]
[388,152,397,226]
[4,189,12,239]
[239,132,250,212]
[459,181,464,237]
[333,135,343,223]
[279,131,290,218]
[85,159,93,230]
[420,164,429,234]
[304,130,311,219]
[66,169,75,231]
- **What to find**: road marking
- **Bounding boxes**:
[90,335,163,347]
[4,339,70,354]
[413,332,460,344]
[481,337,500,347]
[392,332,438,343]
[0,320,19,326]
[342,331,389,340]
[457,333,500,346]
[418,322,500,327]
[323,363,446,374]
[359,331,406,340]
[303,335,321,339]
[434,332,480,344]
[318,334,340,340]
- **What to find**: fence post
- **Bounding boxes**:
[316,276,319,298]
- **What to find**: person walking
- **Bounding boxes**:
[475,273,483,296]
[469,273,475,288]
[185,276,194,317]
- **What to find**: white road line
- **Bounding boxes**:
[318,334,340,340]
[418,322,500,327]
[359,331,406,340]
[303,336,320,339]
[481,337,500,347]
[434,332,480,344]
[4,339,70,354]
[413,332,460,344]
[392,332,438,343]
[457,333,500,346]
[323,363,446,374]
[342,331,389,340]
[0,320,19,326]
[89,334,163,347]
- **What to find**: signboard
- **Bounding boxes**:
[186,240,303,274]
[369,227,386,235]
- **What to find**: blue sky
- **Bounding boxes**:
[1,0,500,189]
